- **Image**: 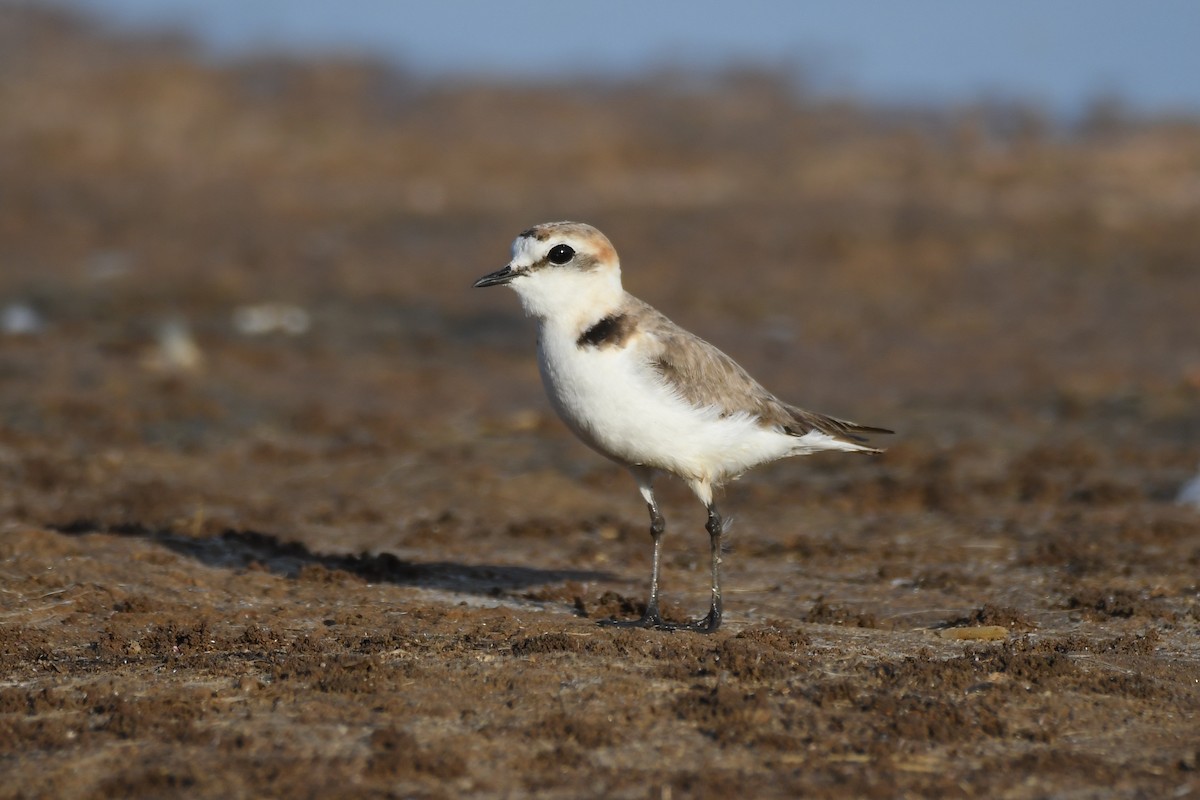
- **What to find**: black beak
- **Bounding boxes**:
[473,265,515,288]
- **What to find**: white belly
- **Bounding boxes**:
[535,325,794,483]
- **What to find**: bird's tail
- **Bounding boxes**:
[784,405,894,451]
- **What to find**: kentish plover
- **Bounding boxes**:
[474,222,891,632]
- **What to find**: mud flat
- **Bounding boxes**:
[1,8,1198,798]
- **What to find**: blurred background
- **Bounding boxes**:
[1,0,1197,531]
[57,0,1200,116]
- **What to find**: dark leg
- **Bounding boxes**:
[599,482,668,629]
[598,472,724,634]
[679,503,723,633]
[642,499,667,624]
[600,500,724,634]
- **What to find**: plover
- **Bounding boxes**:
[474,222,891,632]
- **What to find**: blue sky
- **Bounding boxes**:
[65,0,1200,115]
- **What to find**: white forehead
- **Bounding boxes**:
[510,233,549,266]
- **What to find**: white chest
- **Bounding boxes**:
[533,321,792,481]
[535,323,651,455]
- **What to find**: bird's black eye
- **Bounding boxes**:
[547,244,575,265]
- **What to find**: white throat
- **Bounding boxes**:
[510,266,625,329]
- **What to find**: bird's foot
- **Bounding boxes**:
[597,607,668,630]
[676,606,721,634]
[598,605,721,634]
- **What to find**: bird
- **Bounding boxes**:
[473,221,891,632]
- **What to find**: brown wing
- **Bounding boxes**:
[635,299,892,444]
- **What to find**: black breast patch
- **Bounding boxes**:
[577,314,634,349]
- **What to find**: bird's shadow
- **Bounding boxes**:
[51,521,612,598]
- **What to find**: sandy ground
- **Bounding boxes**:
[2,7,1200,798]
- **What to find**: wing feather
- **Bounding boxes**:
[633,298,892,445]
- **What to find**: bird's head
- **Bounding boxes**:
[473,221,624,322]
